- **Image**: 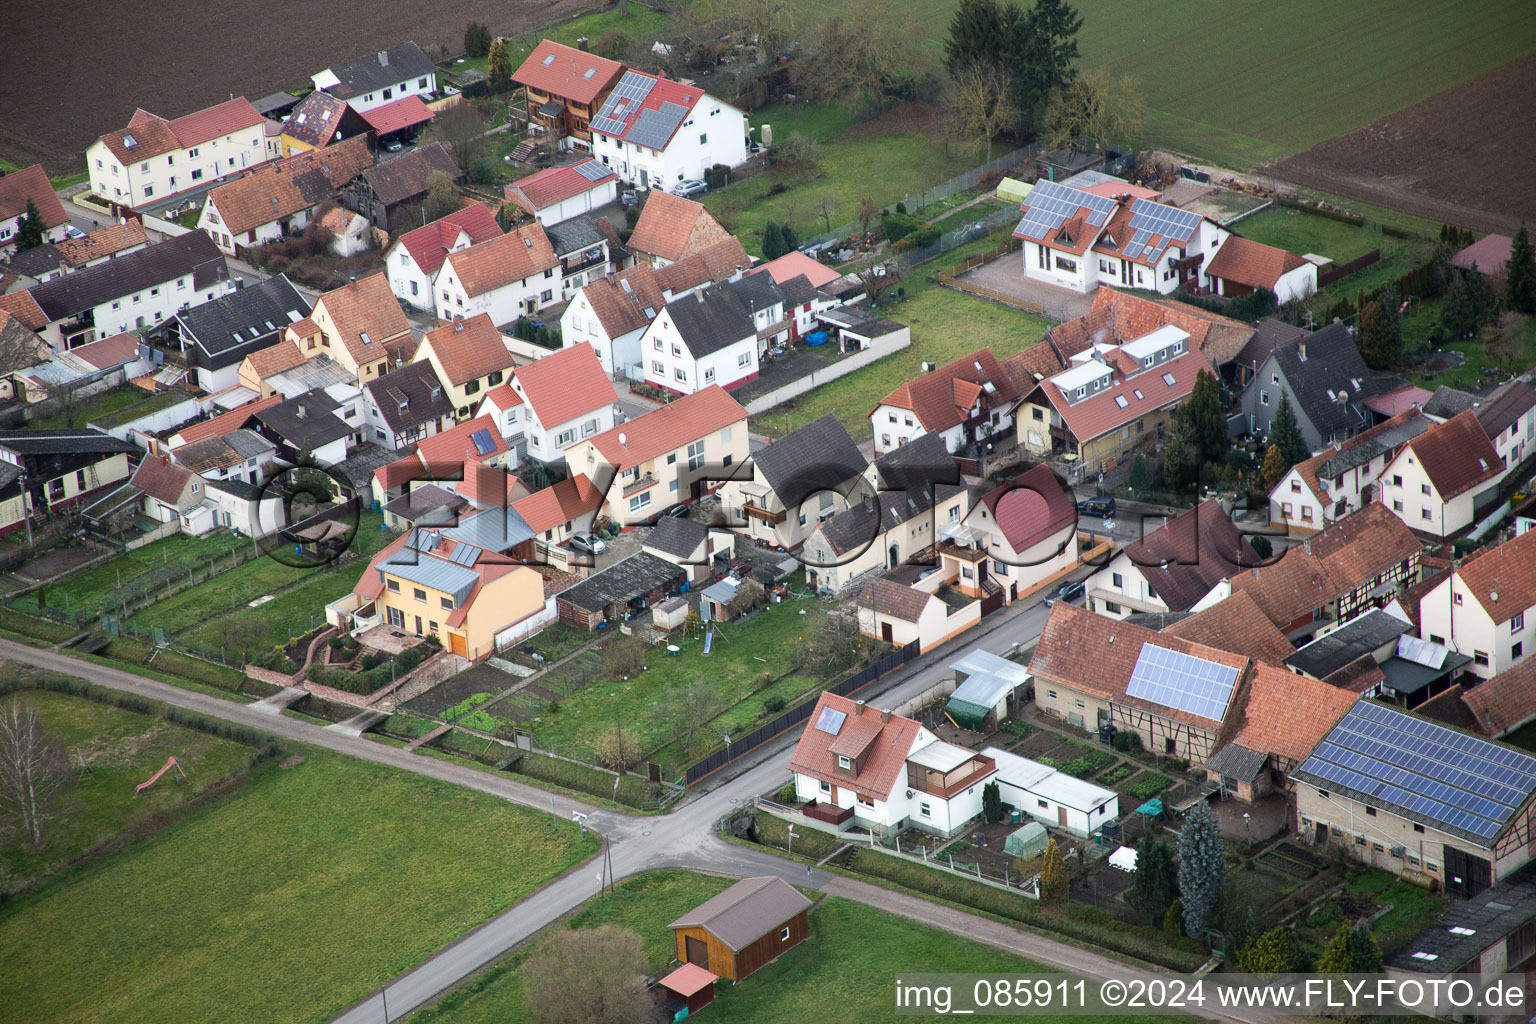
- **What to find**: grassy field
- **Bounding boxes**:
[43,531,248,618]
[0,748,597,1024]
[1416,312,1536,390]
[516,599,833,766]
[0,155,88,189]
[177,558,371,656]
[456,7,675,75]
[28,388,150,431]
[411,870,1191,1024]
[0,689,253,893]
[1232,207,1436,302]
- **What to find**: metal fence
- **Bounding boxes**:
[682,639,921,786]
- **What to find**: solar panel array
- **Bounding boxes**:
[1295,701,1536,842]
[591,71,656,136]
[1125,644,1240,721]
[447,541,482,567]
[814,705,846,735]
[470,428,496,456]
[1122,200,1203,263]
[627,101,690,150]
[1012,181,1116,243]
[574,160,610,182]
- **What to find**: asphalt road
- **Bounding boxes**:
[0,600,1272,1024]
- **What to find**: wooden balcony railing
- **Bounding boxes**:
[802,800,854,826]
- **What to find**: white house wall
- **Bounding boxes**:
[89,123,269,210]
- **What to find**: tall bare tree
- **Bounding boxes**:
[521,924,651,1024]
[663,681,724,755]
[1041,68,1145,155]
[0,700,72,847]
[944,63,1019,163]
[792,0,925,109]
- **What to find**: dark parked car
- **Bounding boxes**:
[1076,496,1116,518]
[1043,579,1085,606]
[649,503,690,524]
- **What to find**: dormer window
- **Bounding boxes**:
[1075,387,1085,399]
[836,755,851,771]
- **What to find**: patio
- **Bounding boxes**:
[956,253,1094,322]
[355,624,429,657]
[730,337,862,408]
[1210,792,1291,847]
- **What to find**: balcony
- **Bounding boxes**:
[909,755,996,800]
[802,800,854,827]
[743,503,786,525]
[622,473,657,497]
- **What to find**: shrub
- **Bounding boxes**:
[1111,730,1142,753]
[763,695,786,715]
[703,163,730,190]
[908,225,941,249]
[883,211,923,244]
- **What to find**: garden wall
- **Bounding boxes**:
[741,329,911,416]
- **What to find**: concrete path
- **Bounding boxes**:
[249,686,307,715]
[328,708,389,737]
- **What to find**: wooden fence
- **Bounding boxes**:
[1317,249,1382,289]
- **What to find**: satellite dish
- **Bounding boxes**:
[618,432,627,445]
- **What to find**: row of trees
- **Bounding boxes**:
[1122,802,1225,941]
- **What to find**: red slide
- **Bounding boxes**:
[135,756,185,795]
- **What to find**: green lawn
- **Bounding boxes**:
[410,869,1188,1024]
[0,749,598,1024]
[0,156,88,189]
[455,7,674,75]
[177,558,370,656]
[28,388,150,431]
[0,688,252,893]
[753,279,1053,442]
[43,531,248,619]
[1234,208,1396,263]
[517,599,833,767]
[1414,311,1536,390]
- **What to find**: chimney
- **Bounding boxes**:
[1298,341,1307,362]
[577,36,589,52]
[880,708,891,724]
[454,320,464,332]
[1304,539,1312,556]
[378,50,388,65]
[855,700,866,716]
[296,403,306,419]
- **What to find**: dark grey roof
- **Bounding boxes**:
[666,282,756,359]
[816,481,966,556]
[321,42,437,101]
[226,428,275,459]
[775,272,819,308]
[0,428,139,456]
[1205,743,1267,783]
[1313,415,1430,480]
[0,461,22,498]
[1269,322,1403,438]
[872,432,959,497]
[729,270,783,316]
[1423,385,1479,420]
[202,476,264,501]
[330,442,412,490]
[174,275,308,369]
[1285,609,1412,679]
[1378,650,1473,696]
[361,143,460,205]
[645,515,707,558]
[1472,380,1536,440]
[365,361,454,434]
[546,216,605,256]
[24,233,226,321]
[1389,861,1536,972]
[557,551,684,612]
[252,390,352,450]
[752,412,865,510]
[1233,318,1303,374]
[667,876,812,952]
[5,243,65,279]
[252,92,302,117]
[382,483,466,523]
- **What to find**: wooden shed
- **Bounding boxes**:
[667,876,813,982]
[658,962,717,1016]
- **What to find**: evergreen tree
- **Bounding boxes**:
[982,781,1002,823]
[943,0,1007,76]
[488,38,513,89]
[1162,899,1184,937]
[14,198,45,253]
[1507,224,1536,315]
[1317,920,1383,974]
[1235,926,1297,976]
[1177,800,1226,943]
[1260,443,1287,491]
[1356,300,1398,369]
[1016,0,1083,120]
[1269,392,1309,466]
[1126,452,1151,494]
[1039,838,1068,903]
[1161,431,1196,492]
[1442,269,1488,339]
[780,220,799,251]
[1175,370,1227,464]
[1126,830,1177,924]
[464,21,492,59]
[761,221,787,259]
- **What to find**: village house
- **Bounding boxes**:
[383,203,501,313]
[747,250,855,338]
[165,275,309,392]
[788,691,998,838]
[310,42,439,114]
[1085,499,1265,619]
[196,135,374,256]
[851,573,982,653]
[1463,380,1536,470]
[1418,528,1536,684]
[504,157,620,226]
[1241,322,1407,450]
[87,97,269,210]
[513,473,605,569]
[250,390,354,466]
[1294,700,1536,898]
[1378,410,1505,538]
[435,221,560,327]
[1270,409,1431,535]
[412,314,515,422]
[0,164,70,257]
[496,341,615,467]
[722,412,867,548]
[643,515,733,583]
[1202,662,1356,802]
[588,70,748,191]
[307,272,415,384]
[870,349,1019,459]
[948,461,1079,604]
[565,384,748,526]
[1011,180,1233,296]
[0,428,138,534]
[1204,235,1318,304]
[511,40,627,152]
[642,273,786,396]
[625,191,735,268]
[5,220,150,286]
[171,428,276,487]
[362,361,454,450]
[277,91,371,158]
[545,216,612,300]
[345,143,462,233]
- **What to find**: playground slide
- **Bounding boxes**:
[135,756,185,795]
[703,630,714,655]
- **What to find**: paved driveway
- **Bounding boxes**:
[958,253,1094,322]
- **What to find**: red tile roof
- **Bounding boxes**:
[512,40,625,106]
[100,98,264,163]
[1363,385,1432,419]
[1206,235,1308,291]
[1400,410,1502,500]
[850,578,937,623]
[652,237,752,293]
[443,222,558,298]
[55,220,148,265]
[1035,347,1211,445]
[479,382,523,412]
[1455,528,1536,625]
[205,134,373,235]
[419,313,512,386]
[513,473,604,533]
[373,455,426,492]
[582,385,746,467]
[0,164,68,229]
[0,292,46,330]
[875,349,1020,434]
[512,342,611,428]
[504,158,618,213]
[393,204,502,278]
[1161,590,1294,666]
[172,394,283,445]
[1119,499,1264,612]
[131,453,193,505]
[313,272,413,367]
[1462,657,1536,735]
[580,263,667,338]
[244,339,308,380]
[453,461,531,508]
[1224,662,1356,766]
[1287,408,1427,507]
[628,191,732,264]
[413,414,507,468]
[788,692,929,801]
[70,332,140,370]
[1048,287,1253,367]
[971,463,1076,553]
[359,95,434,135]
[592,71,722,150]
[749,251,843,290]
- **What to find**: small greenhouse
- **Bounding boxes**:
[1003,821,1049,860]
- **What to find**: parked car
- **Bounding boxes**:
[1076,496,1116,518]
[569,532,606,555]
[383,138,404,152]
[621,189,639,207]
[672,179,707,198]
[1043,579,1085,607]
[649,503,690,524]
